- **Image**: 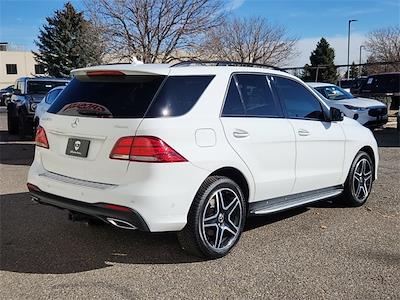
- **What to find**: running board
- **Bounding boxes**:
[249,186,343,215]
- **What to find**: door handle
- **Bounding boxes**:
[233,129,249,138]
[298,129,310,136]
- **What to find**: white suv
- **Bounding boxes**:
[28,62,379,258]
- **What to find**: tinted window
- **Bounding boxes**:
[6,64,17,74]
[35,64,46,75]
[222,74,282,117]
[274,77,325,121]
[221,79,245,116]
[27,81,68,94]
[146,76,214,117]
[49,76,165,118]
[45,89,63,104]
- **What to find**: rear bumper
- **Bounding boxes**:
[27,157,210,232]
[28,187,149,231]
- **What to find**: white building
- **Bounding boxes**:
[0,43,45,89]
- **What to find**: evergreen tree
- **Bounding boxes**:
[33,2,103,77]
[302,38,338,83]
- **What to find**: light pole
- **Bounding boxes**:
[359,45,365,77]
[347,19,358,79]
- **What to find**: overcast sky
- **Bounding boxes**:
[0,0,399,67]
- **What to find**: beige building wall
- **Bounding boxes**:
[0,51,39,88]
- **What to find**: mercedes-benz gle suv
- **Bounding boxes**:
[28,62,379,258]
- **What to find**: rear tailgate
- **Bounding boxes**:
[39,73,166,184]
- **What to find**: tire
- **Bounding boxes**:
[342,151,374,207]
[7,104,18,134]
[177,176,246,259]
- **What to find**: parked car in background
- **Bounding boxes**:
[349,76,368,96]
[337,78,355,92]
[0,85,14,106]
[28,61,379,258]
[307,82,388,129]
[7,77,69,136]
[34,85,67,132]
[357,72,400,110]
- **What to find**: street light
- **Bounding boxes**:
[347,19,358,79]
[359,45,365,76]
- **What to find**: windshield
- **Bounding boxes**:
[27,81,69,94]
[314,85,353,100]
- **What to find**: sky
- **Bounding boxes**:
[0,0,399,67]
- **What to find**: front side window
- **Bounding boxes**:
[222,74,282,117]
[274,77,325,121]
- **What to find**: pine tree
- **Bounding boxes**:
[33,2,103,77]
[302,38,338,83]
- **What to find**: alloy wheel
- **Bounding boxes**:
[352,158,373,202]
[200,188,243,252]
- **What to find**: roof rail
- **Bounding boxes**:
[171,60,286,72]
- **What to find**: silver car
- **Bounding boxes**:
[34,86,66,131]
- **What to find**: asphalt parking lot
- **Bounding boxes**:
[0,106,399,299]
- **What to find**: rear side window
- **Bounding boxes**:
[48,76,165,118]
[273,76,325,121]
[222,74,282,117]
[145,76,214,117]
[222,79,245,116]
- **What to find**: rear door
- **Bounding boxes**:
[40,74,165,184]
[220,74,296,201]
[271,76,345,194]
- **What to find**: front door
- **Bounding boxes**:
[272,76,345,194]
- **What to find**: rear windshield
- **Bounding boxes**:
[48,75,214,118]
[27,81,69,94]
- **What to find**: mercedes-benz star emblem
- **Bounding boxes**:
[71,118,79,128]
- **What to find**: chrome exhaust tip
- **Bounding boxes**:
[106,218,137,230]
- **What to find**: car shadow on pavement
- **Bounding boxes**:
[373,128,400,147]
[0,192,309,274]
[0,192,202,274]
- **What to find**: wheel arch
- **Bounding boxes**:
[359,145,376,178]
[209,167,250,204]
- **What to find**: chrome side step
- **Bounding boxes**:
[249,186,343,215]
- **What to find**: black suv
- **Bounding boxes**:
[7,77,69,136]
[357,73,400,110]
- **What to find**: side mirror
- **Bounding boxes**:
[330,107,344,122]
[13,89,21,95]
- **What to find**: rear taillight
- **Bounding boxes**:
[35,126,49,149]
[110,136,187,163]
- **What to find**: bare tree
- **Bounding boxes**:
[365,26,400,73]
[197,17,298,66]
[84,0,224,63]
